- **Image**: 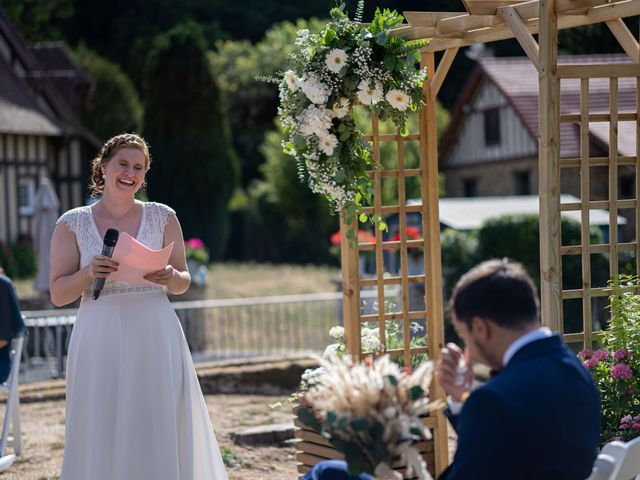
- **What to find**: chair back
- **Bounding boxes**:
[0,335,24,458]
[594,436,640,480]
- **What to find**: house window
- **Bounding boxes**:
[514,170,531,195]
[17,178,35,216]
[620,176,634,199]
[483,107,500,146]
[463,178,478,197]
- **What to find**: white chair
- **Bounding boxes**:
[0,335,24,471]
[587,435,640,480]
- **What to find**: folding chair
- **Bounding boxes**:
[587,435,640,480]
[0,335,24,471]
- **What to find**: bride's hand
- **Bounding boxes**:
[88,255,119,280]
[144,266,176,286]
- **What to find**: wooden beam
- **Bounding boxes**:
[499,5,540,67]
[606,18,640,63]
[403,11,469,28]
[430,47,459,96]
[416,0,640,52]
[462,0,524,15]
[538,0,563,333]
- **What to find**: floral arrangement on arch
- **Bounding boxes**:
[184,238,209,265]
[275,1,428,227]
[577,275,640,444]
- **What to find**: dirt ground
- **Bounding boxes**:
[0,394,299,480]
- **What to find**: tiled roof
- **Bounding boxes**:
[29,42,94,117]
[442,54,637,163]
[0,7,98,145]
[0,54,61,136]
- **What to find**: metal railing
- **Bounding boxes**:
[20,291,383,382]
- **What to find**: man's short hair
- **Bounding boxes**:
[450,258,540,329]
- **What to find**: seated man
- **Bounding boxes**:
[437,259,600,479]
[304,259,601,480]
[0,268,26,383]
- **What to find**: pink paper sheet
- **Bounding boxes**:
[109,232,174,286]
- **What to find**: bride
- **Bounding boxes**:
[50,133,228,479]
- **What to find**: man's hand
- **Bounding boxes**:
[436,342,473,403]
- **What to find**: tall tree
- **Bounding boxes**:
[71,44,143,140]
[143,23,239,259]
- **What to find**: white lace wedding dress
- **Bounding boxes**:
[58,202,228,480]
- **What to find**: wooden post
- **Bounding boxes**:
[340,211,361,358]
[421,50,449,476]
[538,0,563,333]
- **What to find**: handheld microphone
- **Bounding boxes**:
[92,228,119,300]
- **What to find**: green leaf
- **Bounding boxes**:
[346,229,356,240]
[378,221,388,231]
[375,31,389,46]
[326,410,338,424]
[409,385,425,401]
[297,406,321,432]
[359,213,368,223]
[351,417,369,431]
[383,55,397,71]
[323,28,336,45]
[385,374,399,386]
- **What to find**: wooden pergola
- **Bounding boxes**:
[297,0,640,477]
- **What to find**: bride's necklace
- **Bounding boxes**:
[101,201,137,226]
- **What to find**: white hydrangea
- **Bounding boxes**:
[332,98,350,118]
[318,133,338,156]
[284,70,299,91]
[296,105,333,138]
[300,75,331,104]
[385,89,410,111]
[323,343,340,359]
[361,328,384,353]
[356,79,383,105]
[329,325,345,340]
[326,48,348,73]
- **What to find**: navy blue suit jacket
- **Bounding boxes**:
[440,335,600,480]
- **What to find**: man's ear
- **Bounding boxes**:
[471,316,491,341]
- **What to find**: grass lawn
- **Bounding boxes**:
[12,262,341,304]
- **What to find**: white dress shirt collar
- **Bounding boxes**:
[502,327,552,367]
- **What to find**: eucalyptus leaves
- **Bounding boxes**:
[276,2,428,229]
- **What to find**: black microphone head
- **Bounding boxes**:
[104,228,119,247]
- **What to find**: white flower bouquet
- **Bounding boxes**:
[274,1,428,228]
[297,354,438,480]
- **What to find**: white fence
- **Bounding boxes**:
[20,291,381,382]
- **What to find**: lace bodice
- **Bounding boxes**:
[57,202,175,298]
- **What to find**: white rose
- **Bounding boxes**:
[300,76,330,104]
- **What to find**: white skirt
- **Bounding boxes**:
[61,289,228,480]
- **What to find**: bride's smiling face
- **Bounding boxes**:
[101,147,147,196]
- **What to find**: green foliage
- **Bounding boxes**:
[220,446,243,468]
[143,23,239,259]
[210,18,326,186]
[0,237,38,279]
[70,44,143,140]
[1,0,73,42]
[441,214,609,334]
[578,275,640,444]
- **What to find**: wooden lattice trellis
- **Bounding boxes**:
[295,0,640,477]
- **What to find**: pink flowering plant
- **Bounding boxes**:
[578,275,640,443]
[184,238,209,265]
